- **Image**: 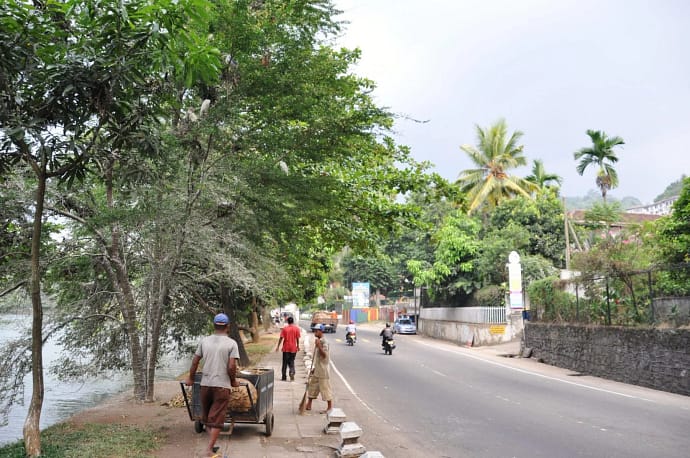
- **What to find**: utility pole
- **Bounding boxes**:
[563,198,570,270]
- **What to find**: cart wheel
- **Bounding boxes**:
[265,413,275,436]
[194,420,205,434]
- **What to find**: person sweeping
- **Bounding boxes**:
[304,324,333,413]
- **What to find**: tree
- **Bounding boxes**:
[574,129,625,202]
[407,212,482,305]
[1,3,105,452]
[489,192,566,266]
[190,0,434,307]
[0,1,220,453]
[570,223,658,324]
[456,119,536,214]
[474,222,531,286]
[525,159,562,191]
[476,194,564,288]
[342,253,397,305]
[656,177,690,294]
[584,202,624,227]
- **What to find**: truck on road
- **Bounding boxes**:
[310,311,338,333]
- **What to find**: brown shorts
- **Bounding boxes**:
[307,375,333,401]
[200,386,230,428]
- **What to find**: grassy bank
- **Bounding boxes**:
[0,332,278,457]
[0,423,162,458]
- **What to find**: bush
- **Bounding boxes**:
[526,277,577,322]
[473,285,506,307]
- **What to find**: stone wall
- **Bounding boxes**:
[523,323,690,396]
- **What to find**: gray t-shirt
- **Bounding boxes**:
[195,334,240,388]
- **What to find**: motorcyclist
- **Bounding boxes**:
[380,322,394,348]
[345,320,357,343]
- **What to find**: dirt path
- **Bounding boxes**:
[67,377,209,457]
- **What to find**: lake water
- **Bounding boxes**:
[0,313,189,446]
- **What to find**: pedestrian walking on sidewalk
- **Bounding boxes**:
[185,313,240,458]
[305,324,333,413]
[276,315,301,381]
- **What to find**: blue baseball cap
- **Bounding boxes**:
[214,313,229,325]
[317,324,325,331]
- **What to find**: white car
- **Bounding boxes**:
[394,318,416,334]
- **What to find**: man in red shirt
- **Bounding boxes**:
[275,316,301,381]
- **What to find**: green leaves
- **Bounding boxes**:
[407,211,481,298]
[574,129,625,201]
[658,177,690,266]
[457,119,534,213]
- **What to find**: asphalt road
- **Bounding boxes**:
[322,323,690,458]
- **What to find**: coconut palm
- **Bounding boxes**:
[574,129,625,202]
[525,159,562,191]
[456,119,536,213]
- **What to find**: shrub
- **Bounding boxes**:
[526,277,577,322]
[473,285,506,307]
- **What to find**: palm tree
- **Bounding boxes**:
[574,129,625,202]
[456,119,536,213]
[525,159,562,191]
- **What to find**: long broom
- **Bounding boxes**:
[298,343,316,415]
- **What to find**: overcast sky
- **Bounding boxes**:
[334,0,689,204]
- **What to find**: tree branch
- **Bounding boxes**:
[0,280,27,298]
[45,205,109,247]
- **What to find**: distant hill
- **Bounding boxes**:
[654,175,686,202]
[564,190,641,211]
[565,175,686,210]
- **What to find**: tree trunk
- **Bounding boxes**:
[23,172,47,457]
[262,305,272,332]
[251,297,260,343]
[110,243,147,399]
[146,269,169,401]
[104,168,147,400]
[222,285,250,367]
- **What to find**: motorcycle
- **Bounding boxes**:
[382,338,395,355]
[346,331,356,346]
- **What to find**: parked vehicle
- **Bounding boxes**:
[394,318,416,335]
[383,337,395,355]
[310,311,338,333]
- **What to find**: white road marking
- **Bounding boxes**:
[329,360,383,419]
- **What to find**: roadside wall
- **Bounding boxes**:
[418,307,523,346]
[524,323,690,396]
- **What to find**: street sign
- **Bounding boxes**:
[507,251,523,310]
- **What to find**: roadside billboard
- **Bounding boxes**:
[351,282,370,308]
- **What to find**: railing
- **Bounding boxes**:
[421,306,508,324]
[528,263,690,326]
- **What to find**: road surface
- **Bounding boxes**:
[319,323,690,458]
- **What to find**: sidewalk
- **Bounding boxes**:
[211,329,340,458]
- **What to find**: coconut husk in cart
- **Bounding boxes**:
[229,377,258,412]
